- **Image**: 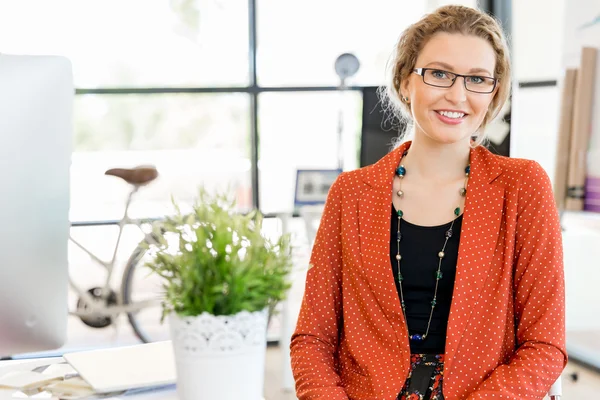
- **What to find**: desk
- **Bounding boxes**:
[0,357,178,399]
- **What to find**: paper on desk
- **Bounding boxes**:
[43,376,98,399]
[0,371,63,391]
[41,364,77,378]
[0,388,20,399]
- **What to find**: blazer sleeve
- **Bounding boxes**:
[467,160,568,399]
[290,173,349,400]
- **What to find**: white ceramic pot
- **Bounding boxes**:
[168,309,268,400]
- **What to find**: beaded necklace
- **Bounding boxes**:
[394,150,470,342]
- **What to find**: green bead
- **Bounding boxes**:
[436,271,443,279]
[398,273,404,281]
[431,299,437,307]
[454,207,460,216]
[397,209,403,218]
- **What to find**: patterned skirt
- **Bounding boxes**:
[397,353,445,400]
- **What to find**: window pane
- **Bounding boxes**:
[258,91,362,214]
[0,0,249,87]
[257,1,427,86]
[74,93,250,151]
[71,93,252,221]
[427,0,478,9]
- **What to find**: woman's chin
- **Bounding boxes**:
[421,129,472,146]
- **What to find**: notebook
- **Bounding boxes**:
[63,341,177,393]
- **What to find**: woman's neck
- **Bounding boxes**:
[403,135,471,185]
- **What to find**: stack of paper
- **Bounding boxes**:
[0,362,96,399]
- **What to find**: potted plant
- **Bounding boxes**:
[144,188,293,400]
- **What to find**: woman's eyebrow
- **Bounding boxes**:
[424,61,492,76]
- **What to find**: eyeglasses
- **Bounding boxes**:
[413,68,498,94]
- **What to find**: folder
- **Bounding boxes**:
[566,47,598,210]
[63,341,176,393]
[554,68,578,210]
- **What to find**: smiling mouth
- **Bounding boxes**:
[435,110,467,119]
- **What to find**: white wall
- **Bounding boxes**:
[511,86,561,180]
[512,0,566,82]
[562,212,600,330]
[511,0,566,181]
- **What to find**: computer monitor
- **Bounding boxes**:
[0,53,73,356]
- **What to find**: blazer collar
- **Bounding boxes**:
[357,140,505,380]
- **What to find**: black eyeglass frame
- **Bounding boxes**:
[412,68,498,94]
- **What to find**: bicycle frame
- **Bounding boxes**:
[69,186,161,318]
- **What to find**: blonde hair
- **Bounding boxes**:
[381,5,512,147]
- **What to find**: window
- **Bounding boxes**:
[0,0,249,87]
[258,91,362,214]
[257,1,427,87]
[427,0,478,9]
[70,93,252,221]
[1,0,493,219]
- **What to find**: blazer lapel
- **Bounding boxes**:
[443,145,505,377]
[356,142,505,372]
[358,142,411,347]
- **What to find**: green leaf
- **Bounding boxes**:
[143,186,293,317]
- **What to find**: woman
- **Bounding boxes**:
[290,5,567,400]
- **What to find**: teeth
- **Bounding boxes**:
[438,111,465,119]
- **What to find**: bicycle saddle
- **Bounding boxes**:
[105,166,158,186]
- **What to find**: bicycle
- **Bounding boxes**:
[69,165,171,343]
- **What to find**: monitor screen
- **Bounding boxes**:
[0,53,73,356]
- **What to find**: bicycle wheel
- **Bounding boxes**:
[121,242,170,343]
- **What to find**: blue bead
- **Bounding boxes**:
[465,165,471,175]
[410,334,424,342]
[396,166,406,176]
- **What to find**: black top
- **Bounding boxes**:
[390,205,462,354]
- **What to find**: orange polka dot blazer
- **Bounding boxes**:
[290,140,567,400]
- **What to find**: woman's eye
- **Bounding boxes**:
[432,70,447,79]
[468,76,485,84]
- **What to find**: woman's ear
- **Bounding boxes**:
[400,77,412,102]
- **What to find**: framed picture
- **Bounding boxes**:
[294,169,342,207]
